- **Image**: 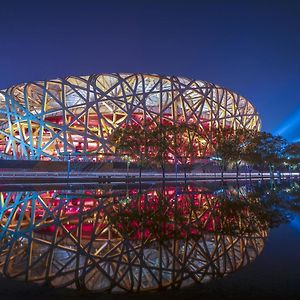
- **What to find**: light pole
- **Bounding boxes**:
[122,155,131,178]
[175,155,178,180]
[67,152,71,179]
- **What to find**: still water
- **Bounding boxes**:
[0,179,299,299]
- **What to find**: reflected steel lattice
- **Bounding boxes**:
[0,73,261,159]
[0,186,267,292]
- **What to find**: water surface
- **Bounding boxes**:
[0,179,299,299]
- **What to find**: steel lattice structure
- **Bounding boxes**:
[0,186,267,292]
[0,73,261,160]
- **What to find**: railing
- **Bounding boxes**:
[0,171,298,178]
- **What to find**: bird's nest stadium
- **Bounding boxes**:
[0,73,261,160]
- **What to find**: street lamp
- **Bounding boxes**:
[67,151,72,179]
[123,155,131,178]
[68,154,70,179]
[58,151,72,179]
[175,155,178,180]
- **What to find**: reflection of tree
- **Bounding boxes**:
[252,180,300,216]
[108,187,270,239]
[0,182,295,293]
[288,181,300,212]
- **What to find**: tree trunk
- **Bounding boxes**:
[249,166,252,182]
[219,162,223,184]
[161,162,165,179]
[139,154,142,190]
[269,164,274,178]
[236,162,239,179]
[175,156,178,180]
[139,153,142,179]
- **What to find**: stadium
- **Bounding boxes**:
[0,73,261,161]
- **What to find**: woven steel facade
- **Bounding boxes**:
[0,73,261,160]
[0,186,266,292]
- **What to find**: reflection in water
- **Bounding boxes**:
[0,181,295,293]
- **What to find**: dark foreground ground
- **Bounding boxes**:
[1,217,300,300]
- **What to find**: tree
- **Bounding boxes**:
[167,122,204,177]
[211,126,235,177]
[148,121,207,178]
[147,123,173,178]
[210,127,255,177]
[283,142,300,171]
[110,120,206,178]
[245,132,287,175]
[110,122,151,178]
[232,128,257,176]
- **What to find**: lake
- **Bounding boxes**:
[0,179,299,299]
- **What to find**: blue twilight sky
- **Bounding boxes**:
[0,0,299,140]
